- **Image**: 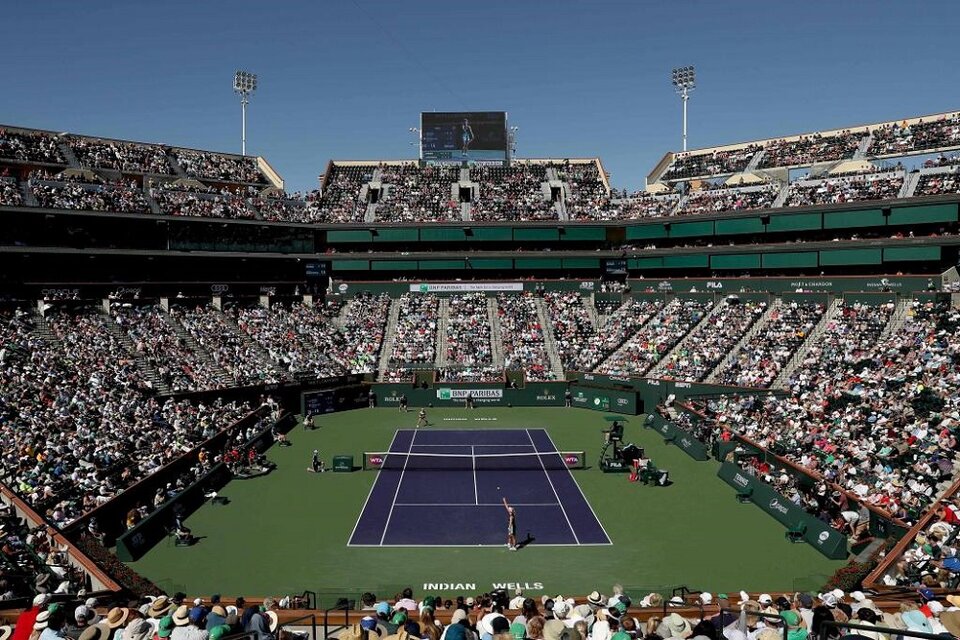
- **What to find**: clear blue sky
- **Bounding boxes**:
[3,0,959,192]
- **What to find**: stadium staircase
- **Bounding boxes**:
[20,182,38,206]
[878,297,911,340]
[56,141,80,169]
[165,151,189,178]
[899,171,921,199]
[377,299,402,378]
[461,201,473,222]
[215,310,287,379]
[704,297,780,384]
[771,182,791,208]
[745,150,765,171]
[648,299,723,378]
[582,294,600,330]
[161,309,233,387]
[771,296,842,388]
[487,297,505,368]
[142,188,163,215]
[853,134,874,159]
[31,311,61,346]
[100,311,173,395]
[534,298,567,378]
[435,298,451,368]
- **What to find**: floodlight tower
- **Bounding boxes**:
[671,66,696,151]
[508,126,519,159]
[233,70,258,156]
[409,127,421,159]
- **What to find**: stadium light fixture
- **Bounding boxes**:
[409,127,421,159]
[233,70,258,156]
[509,126,519,159]
[671,65,696,151]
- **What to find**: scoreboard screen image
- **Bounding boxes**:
[420,111,508,162]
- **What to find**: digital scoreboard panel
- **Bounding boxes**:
[420,111,508,162]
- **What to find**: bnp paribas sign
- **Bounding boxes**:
[413,282,524,293]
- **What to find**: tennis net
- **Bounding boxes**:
[362,450,586,471]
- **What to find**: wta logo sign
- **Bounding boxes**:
[564,454,581,466]
[368,455,384,467]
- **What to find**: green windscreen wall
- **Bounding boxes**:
[710,253,761,270]
[715,217,764,235]
[767,213,821,232]
[819,248,882,266]
[762,252,818,269]
[823,209,884,229]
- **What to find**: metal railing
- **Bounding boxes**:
[279,613,318,640]
[820,620,944,640]
[323,601,352,638]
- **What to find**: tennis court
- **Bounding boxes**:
[348,428,611,547]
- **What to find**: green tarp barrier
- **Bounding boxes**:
[371,383,569,409]
[644,413,710,461]
[717,462,848,559]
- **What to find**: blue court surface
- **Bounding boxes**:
[348,428,611,547]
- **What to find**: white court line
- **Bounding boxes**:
[472,445,479,505]
[348,542,611,548]
[395,502,560,507]
[410,444,534,448]
[378,428,417,545]
[542,429,613,546]
[525,429,580,545]
[347,429,400,546]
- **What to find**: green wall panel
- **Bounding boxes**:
[819,248,882,266]
[630,257,664,269]
[418,260,467,270]
[670,220,715,238]
[371,260,418,271]
[762,252,818,269]
[472,228,513,242]
[562,257,601,269]
[883,246,942,262]
[710,253,761,270]
[625,225,668,240]
[373,228,419,242]
[328,230,372,243]
[331,260,370,271]
[767,212,822,232]
[562,226,606,241]
[468,258,514,269]
[515,257,563,269]
[420,228,467,242]
[514,228,560,241]
[715,217,764,235]
[889,203,958,226]
[823,208,884,229]
[663,254,709,268]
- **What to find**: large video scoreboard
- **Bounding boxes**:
[420,111,508,162]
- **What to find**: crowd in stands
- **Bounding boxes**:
[383,293,440,381]
[714,300,825,388]
[497,293,556,381]
[306,164,375,223]
[663,145,761,180]
[691,299,960,524]
[658,298,767,382]
[439,294,498,382]
[173,149,264,184]
[230,301,346,379]
[869,114,960,157]
[557,162,608,219]
[0,306,254,527]
[784,172,905,207]
[169,304,287,387]
[597,299,711,377]
[0,179,23,206]
[150,183,254,219]
[883,494,960,588]
[916,169,960,197]
[250,195,309,223]
[378,165,460,222]
[471,165,555,221]
[760,131,863,168]
[572,299,663,372]
[31,181,152,214]
[338,292,391,374]
[0,129,65,164]
[71,138,173,175]
[111,304,231,392]
[678,185,780,216]
[542,292,597,372]
[570,194,680,221]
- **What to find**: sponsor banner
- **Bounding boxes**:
[717,462,847,559]
[412,282,524,293]
[644,414,710,461]
[630,276,932,295]
[437,388,504,400]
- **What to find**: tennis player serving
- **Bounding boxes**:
[503,497,517,551]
